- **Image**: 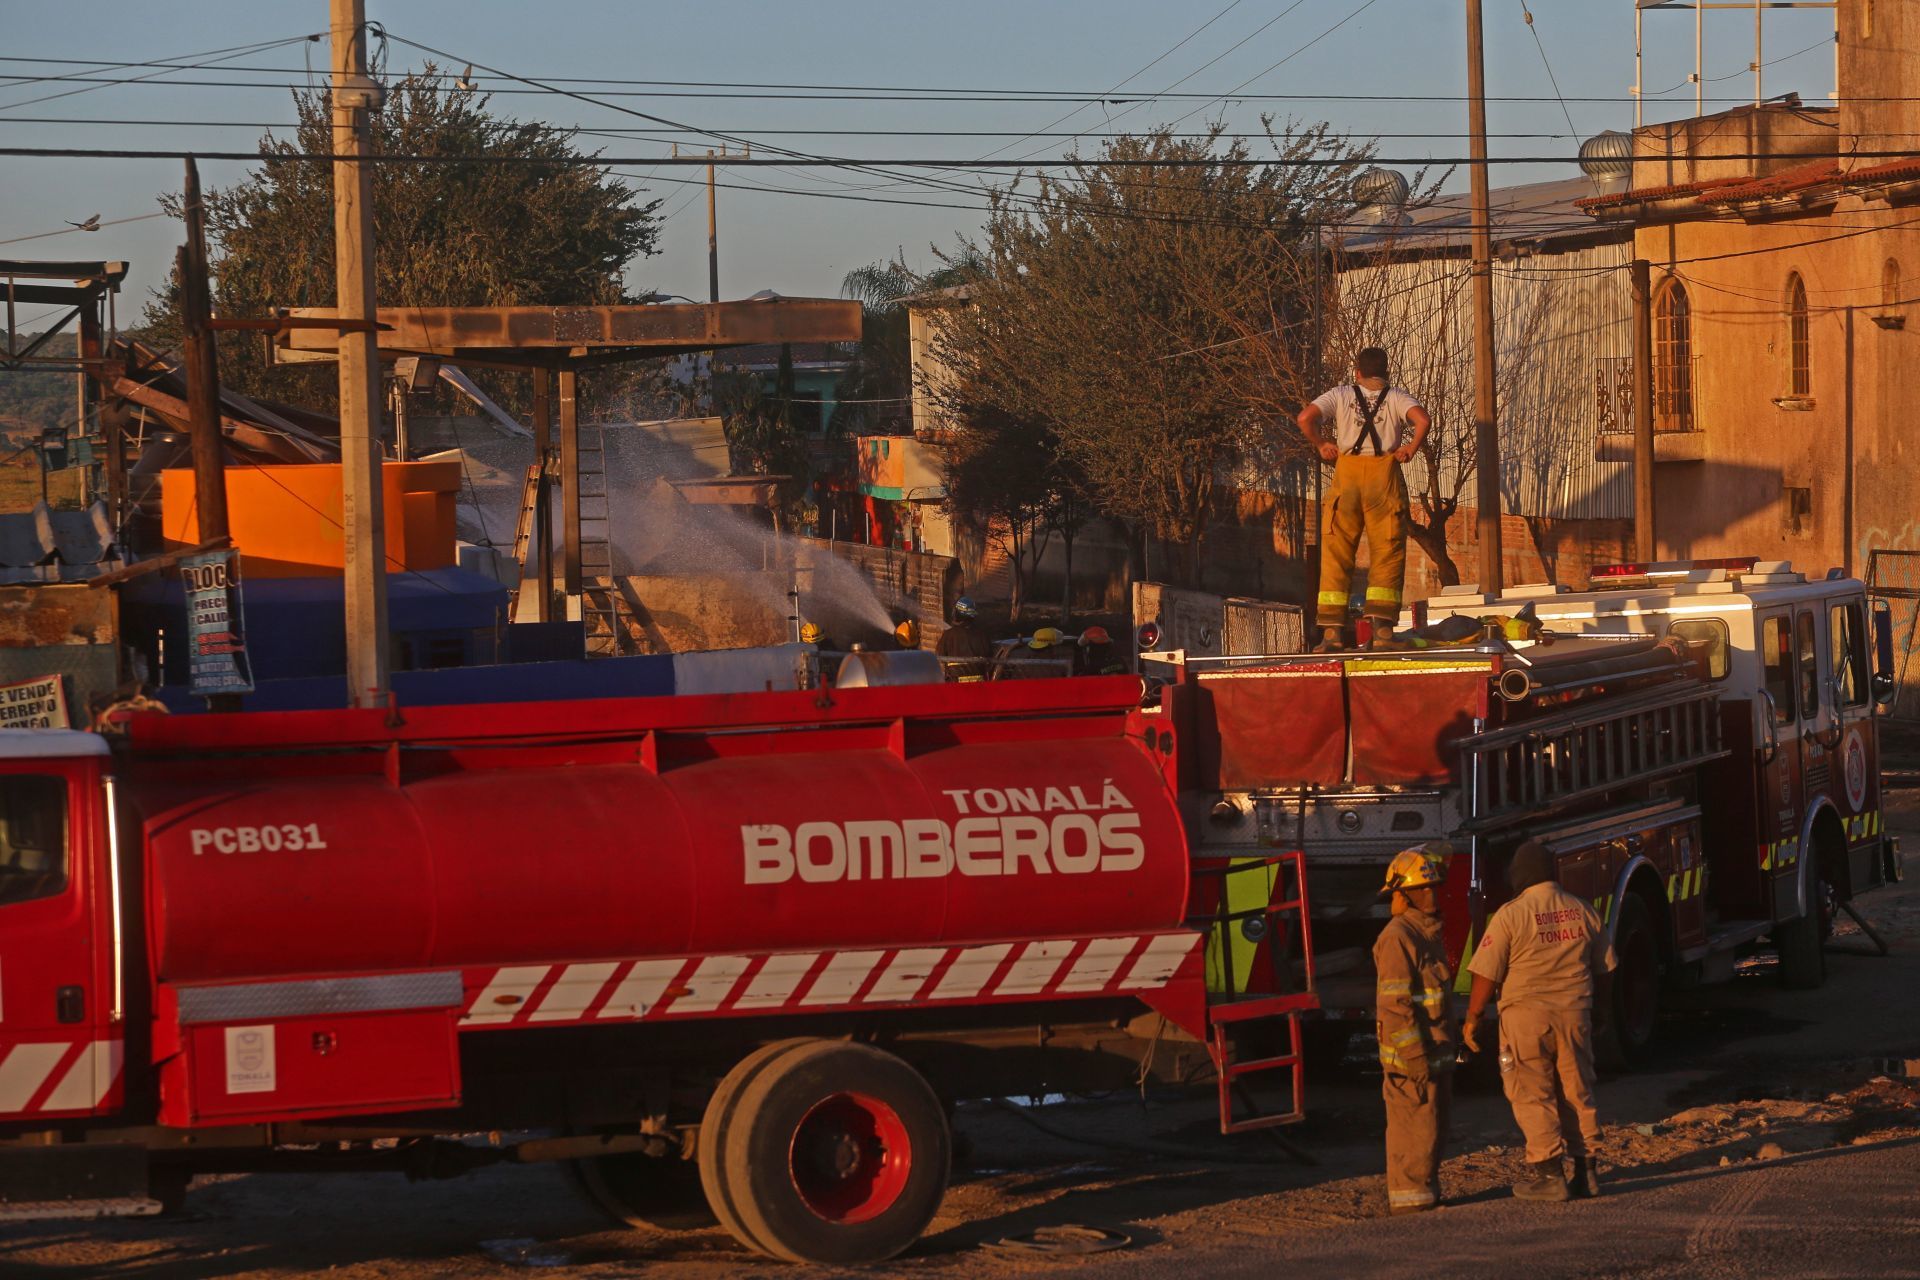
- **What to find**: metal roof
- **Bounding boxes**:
[1339,175,1629,258]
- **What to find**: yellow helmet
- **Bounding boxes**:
[894,619,921,649]
[1380,843,1451,897]
[1028,626,1063,650]
[800,622,823,645]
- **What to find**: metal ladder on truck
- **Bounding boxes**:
[1191,850,1318,1133]
[510,462,545,624]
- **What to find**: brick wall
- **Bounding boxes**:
[798,539,961,646]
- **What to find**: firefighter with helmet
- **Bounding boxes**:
[1463,839,1616,1201]
[996,626,1063,679]
[1076,625,1125,676]
[800,621,835,652]
[1373,843,1458,1214]
[936,596,991,680]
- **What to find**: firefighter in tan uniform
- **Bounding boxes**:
[1296,346,1431,652]
[1372,845,1457,1214]
[1463,839,1617,1201]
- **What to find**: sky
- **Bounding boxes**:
[0,0,1843,324]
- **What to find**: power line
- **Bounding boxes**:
[0,34,322,114]
[0,209,168,246]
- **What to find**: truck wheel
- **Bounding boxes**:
[697,1039,814,1254]
[1598,893,1661,1069]
[719,1041,950,1266]
[567,1152,712,1232]
[1777,867,1829,990]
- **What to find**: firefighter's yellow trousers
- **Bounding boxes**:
[1499,1007,1601,1165]
[1317,454,1409,629]
[1383,1070,1452,1211]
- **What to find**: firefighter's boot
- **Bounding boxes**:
[1313,626,1344,653]
[1569,1156,1601,1198]
[1512,1159,1571,1202]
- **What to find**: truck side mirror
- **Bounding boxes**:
[1872,599,1898,706]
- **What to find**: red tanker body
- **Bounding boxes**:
[0,676,1316,1266]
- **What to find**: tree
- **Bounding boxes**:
[927,125,1372,586]
[147,68,660,417]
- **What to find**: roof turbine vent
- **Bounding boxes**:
[1351,167,1411,227]
[1579,130,1634,194]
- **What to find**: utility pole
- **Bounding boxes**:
[678,142,745,302]
[331,0,390,707]
[1630,259,1656,561]
[1466,0,1503,594]
[180,158,228,548]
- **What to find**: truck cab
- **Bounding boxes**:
[0,731,123,1130]
[1421,559,1900,952]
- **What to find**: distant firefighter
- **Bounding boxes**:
[936,596,991,680]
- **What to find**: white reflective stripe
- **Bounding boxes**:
[862,949,947,1004]
[665,956,751,1013]
[460,965,552,1025]
[734,954,819,1010]
[0,1042,68,1112]
[596,959,686,1020]
[1119,933,1203,989]
[800,950,886,1006]
[995,940,1076,995]
[526,962,620,1023]
[930,943,1013,999]
[41,1040,118,1112]
[1055,937,1140,992]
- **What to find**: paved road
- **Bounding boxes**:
[1103,1137,1920,1280]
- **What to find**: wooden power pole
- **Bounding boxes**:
[1630,258,1656,561]
[1466,0,1503,594]
[331,0,390,707]
[179,157,228,547]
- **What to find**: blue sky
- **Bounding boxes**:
[0,1,1841,320]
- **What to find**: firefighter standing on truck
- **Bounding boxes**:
[1463,838,1618,1201]
[1373,844,1457,1215]
[1295,347,1431,652]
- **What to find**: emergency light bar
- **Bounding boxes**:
[1589,556,1758,580]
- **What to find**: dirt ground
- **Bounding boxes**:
[8,797,1920,1279]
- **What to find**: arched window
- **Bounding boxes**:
[1653,277,1693,429]
[1786,272,1810,396]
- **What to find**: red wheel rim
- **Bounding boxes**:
[787,1091,911,1225]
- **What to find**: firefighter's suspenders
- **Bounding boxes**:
[1349,385,1390,456]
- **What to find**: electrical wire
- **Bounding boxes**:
[0,210,167,246]
[0,34,323,114]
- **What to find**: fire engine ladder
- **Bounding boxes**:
[1458,681,1728,832]
[575,425,633,656]
[1190,850,1318,1134]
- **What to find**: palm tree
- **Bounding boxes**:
[832,244,986,438]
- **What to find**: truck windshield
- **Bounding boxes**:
[0,774,70,908]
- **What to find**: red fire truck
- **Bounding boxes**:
[0,677,1315,1265]
[1153,558,1900,1064]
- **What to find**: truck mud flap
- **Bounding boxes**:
[0,1142,147,1205]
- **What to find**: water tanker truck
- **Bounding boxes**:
[0,674,1316,1265]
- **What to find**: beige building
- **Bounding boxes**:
[1579,0,1920,583]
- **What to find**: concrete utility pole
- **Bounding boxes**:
[1630,259,1656,561]
[179,158,228,546]
[330,0,390,707]
[1466,0,1503,594]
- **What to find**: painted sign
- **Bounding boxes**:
[181,549,254,697]
[0,674,70,729]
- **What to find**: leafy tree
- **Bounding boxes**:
[927,125,1372,586]
[147,68,660,417]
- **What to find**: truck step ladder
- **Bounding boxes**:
[1191,851,1318,1134]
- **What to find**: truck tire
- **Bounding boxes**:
[718,1040,950,1266]
[1598,893,1661,1069]
[567,1152,712,1232]
[696,1039,814,1254]
[1777,867,1828,990]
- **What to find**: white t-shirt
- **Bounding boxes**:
[1311,382,1424,456]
